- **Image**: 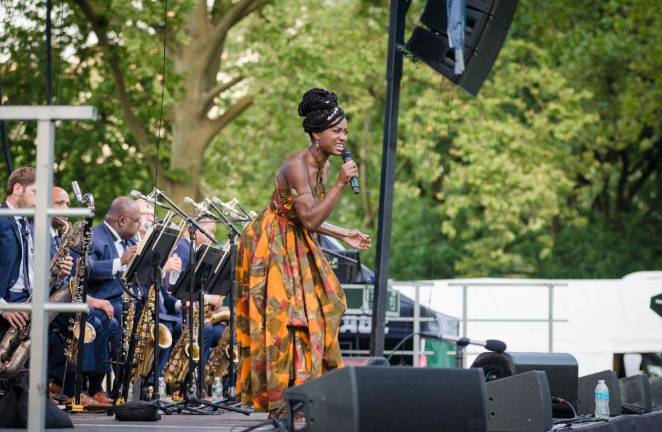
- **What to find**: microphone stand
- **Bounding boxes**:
[205,200,251,415]
[70,196,94,411]
[153,190,216,415]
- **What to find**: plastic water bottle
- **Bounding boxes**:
[594,379,610,418]
[128,382,134,401]
[212,377,223,400]
[168,253,180,285]
[158,376,168,400]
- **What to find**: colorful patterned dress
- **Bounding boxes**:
[235,181,347,412]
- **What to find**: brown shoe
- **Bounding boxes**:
[92,391,113,405]
[70,392,111,407]
[48,381,63,396]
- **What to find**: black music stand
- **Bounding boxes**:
[116,222,179,412]
[169,243,248,415]
[205,200,251,416]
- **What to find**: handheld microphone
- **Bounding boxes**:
[341,149,360,194]
[422,333,507,353]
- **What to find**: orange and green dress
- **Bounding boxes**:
[235,181,347,412]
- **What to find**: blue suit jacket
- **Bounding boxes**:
[0,203,22,302]
[87,223,128,302]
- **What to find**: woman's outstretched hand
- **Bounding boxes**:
[343,229,371,250]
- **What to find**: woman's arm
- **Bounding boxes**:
[285,157,355,231]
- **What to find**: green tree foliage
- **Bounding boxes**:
[1,0,659,278]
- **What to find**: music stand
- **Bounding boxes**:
[170,244,223,301]
[118,222,180,408]
[202,242,231,297]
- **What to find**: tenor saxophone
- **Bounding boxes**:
[133,284,173,381]
[0,218,87,378]
[163,307,201,386]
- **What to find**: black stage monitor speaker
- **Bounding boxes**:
[577,370,622,416]
[649,376,662,410]
[485,371,552,432]
[619,374,652,411]
[406,0,518,96]
[471,352,578,418]
[284,366,487,432]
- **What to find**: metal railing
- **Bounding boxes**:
[448,281,569,355]
[0,106,96,432]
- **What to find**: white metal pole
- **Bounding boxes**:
[28,119,55,432]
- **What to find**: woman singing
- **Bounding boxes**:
[235,88,371,414]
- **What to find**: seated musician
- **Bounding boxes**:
[47,186,116,407]
[169,216,226,366]
[0,168,70,315]
[84,197,141,404]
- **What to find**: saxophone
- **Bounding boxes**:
[163,307,201,386]
[133,284,173,381]
[63,256,97,363]
[0,219,87,378]
[204,325,236,387]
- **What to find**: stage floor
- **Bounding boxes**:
[48,411,274,432]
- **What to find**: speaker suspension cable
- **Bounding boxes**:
[152,0,168,222]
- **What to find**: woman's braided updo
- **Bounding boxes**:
[298,88,345,136]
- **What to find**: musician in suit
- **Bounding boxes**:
[47,186,114,406]
[0,168,72,322]
[168,217,225,366]
[83,196,140,403]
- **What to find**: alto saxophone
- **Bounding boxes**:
[0,219,87,378]
[163,307,201,386]
[133,284,173,381]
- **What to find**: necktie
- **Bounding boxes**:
[19,218,32,294]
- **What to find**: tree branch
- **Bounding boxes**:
[202,94,253,148]
[73,0,151,152]
[201,75,245,116]
[206,0,267,67]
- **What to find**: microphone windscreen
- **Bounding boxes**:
[183,196,196,206]
[130,190,142,199]
[341,149,352,162]
[485,339,507,353]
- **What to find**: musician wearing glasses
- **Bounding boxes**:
[83,197,140,404]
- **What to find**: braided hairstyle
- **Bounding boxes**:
[298,88,345,138]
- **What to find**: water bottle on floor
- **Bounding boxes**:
[158,376,169,400]
[595,379,610,418]
[212,377,223,400]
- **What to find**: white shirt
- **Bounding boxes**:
[6,202,34,301]
[103,221,126,275]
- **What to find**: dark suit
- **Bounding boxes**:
[88,223,131,305]
[171,238,224,366]
[0,203,24,302]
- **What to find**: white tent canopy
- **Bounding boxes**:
[393,272,662,375]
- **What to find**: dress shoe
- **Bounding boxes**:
[69,392,111,407]
[48,381,63,397]
[92,391,113,405]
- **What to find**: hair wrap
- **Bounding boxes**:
[298,88,345,134]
